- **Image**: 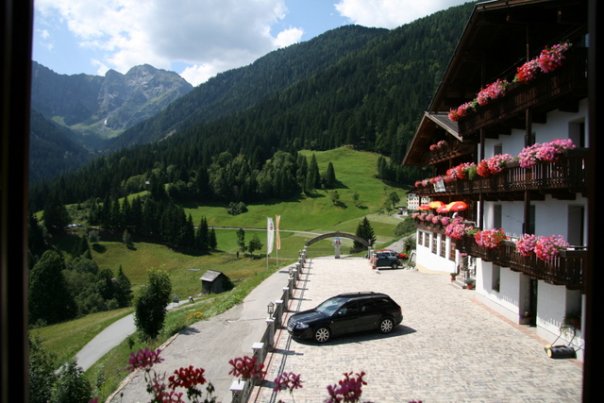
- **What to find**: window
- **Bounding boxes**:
[494,143,503,155]
[418,231,423,246]
[567,205,585,246]
[440,235,446,258]
[492,265,501,292]
[431,233,438,254]
[493,204,502,228]
[569,119,586,148]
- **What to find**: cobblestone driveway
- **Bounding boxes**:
[252,256,582,403]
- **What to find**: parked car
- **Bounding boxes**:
[287,292,403,343]
[370,250,402,269]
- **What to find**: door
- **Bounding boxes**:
[331,301,363,336]
[567,205,584,246]
[528,279,538,327]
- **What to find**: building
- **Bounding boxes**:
[402,0,589,360]
[200,270,232,294]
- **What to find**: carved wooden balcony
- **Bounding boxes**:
[415,220,445,234]
[413,149,586,200]
[457,47,587,137]
[455,236,584,290]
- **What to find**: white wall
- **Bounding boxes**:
[476,261,522,322]
[533,99,588,145]
[415,230,456,273]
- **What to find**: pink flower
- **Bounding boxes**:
[538,42,571,73]
[515,59,540,83]
[534,235,569,261]
[228,356,265,381]
[444,218,466,240]
[515,234,537,256]
[128,348,163,371]
[485,153,514,174]
[518,138,576,168]
[440,216,451,226]
[476,79,509,106]
[474,228,507,249]
[325,371,367,403]
[273,371,303,393]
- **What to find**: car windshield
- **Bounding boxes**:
[315,296,348,316]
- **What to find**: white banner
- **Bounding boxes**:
[266,217,274,255]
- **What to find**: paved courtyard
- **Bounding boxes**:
[252,256,583,403]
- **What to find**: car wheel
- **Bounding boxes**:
[391,262,399,269]
[314,327,331,343]
[379,317,394,334]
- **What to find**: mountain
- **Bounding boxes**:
[30,62,193,141]
[111,25,387,149]
[29,109,93,184]
[30,2,476,208]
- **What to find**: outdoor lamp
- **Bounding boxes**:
[267,301,275,317]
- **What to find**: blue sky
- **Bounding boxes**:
[33,0,469,86]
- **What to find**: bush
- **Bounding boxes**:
[50,360,93,403]
[394,218,416,236]
[227,201,248,215]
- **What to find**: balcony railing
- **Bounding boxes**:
[458,47,587,136]
[413,149,586,198]
[456,237,584,290]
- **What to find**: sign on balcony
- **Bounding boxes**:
[433,179,446,193]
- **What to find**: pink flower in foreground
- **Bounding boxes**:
[228,356,265,381]
[273,371,303,393]
[325,371,367,403]
[128,348,163,371]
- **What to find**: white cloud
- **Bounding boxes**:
[335,0,469,29]
[34,0,304,84]
[273,27,304,48]
[181,62,226,87]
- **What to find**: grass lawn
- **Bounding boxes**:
[33,146,411,400]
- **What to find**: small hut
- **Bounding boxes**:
[200,270,232,294]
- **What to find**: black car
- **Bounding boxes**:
[287,292,403,343]
[371,251,401,269]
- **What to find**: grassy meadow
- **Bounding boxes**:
[33,146,410,398]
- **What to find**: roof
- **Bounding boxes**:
[429,0,587,112]
[402,0,587,167]
[200,270,225,282]
[403,112,468,166]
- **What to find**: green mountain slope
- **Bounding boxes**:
[110,25,387,149]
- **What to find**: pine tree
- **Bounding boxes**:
[115,266,133,307]
[323,161,337,188]
[29,250,77,324]
[236,227,246,255]
[209,227,217,250]
[43,194,70,236]
[354,217,376,251]
[196,216,209,253]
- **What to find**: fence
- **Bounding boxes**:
[230,247,308,403]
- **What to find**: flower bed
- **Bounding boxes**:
[448,41,571,122]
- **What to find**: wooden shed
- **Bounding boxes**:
[200,270,232,294]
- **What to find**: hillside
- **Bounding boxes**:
[31,61,193,141]
[30,2,475,210]
[110,25,387,149]
[29,110,93,184]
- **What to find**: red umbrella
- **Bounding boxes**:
[418,204,432,211]
[447,201,468,212]
[436,205,450,214]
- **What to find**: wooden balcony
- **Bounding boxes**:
[413,149,586,200]
[457,47,587,137]
[415,221,445,234]
[456,237,584,290]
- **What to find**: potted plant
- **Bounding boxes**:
[464,278,475,290]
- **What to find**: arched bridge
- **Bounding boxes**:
[305,231,370,248]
